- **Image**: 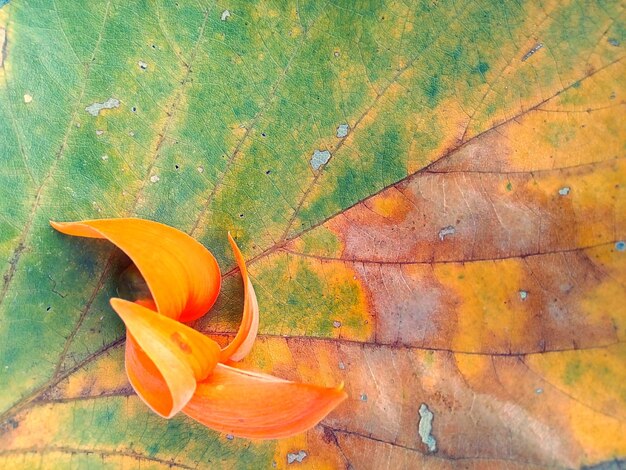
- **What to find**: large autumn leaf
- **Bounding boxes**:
[0,0,624,468]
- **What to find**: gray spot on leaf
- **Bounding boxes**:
[608,38,620,47]
[418,403,437,453]
[310,149,331,170]
[333,320,341,328]
[85,98,120,116]
[221,10,231,21]
[519,290,528,301]
[522,42,543,61]
[558,186,570,196]
[336,123,349,138]
[287,450,307,464]
[438,225,455,241]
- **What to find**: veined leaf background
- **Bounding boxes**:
[0,0,625,468]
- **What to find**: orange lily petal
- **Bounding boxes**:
[220,233,259,362]
[125,335,173,417]
[110,298,221,418]
[50,218,220,321]
[52,218,347,436]
[183,363,347,439]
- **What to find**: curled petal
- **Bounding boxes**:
[111,298,221,418]
[183,363,347,439]
[51,218,220,321]
[220,233,259,362]
[125,335,174,417]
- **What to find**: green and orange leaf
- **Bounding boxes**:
[0,0,625,468]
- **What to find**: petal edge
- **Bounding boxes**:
[220,233,259,362]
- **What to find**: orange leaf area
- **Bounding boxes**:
[285,61,626,357]
[5,336,625,468]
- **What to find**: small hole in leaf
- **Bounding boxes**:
[131,106,137,112]
[265,170,271,175]
[46,306,51,312]
[239,213,244,218]
[261,132,266,137]
[175,164,180,170]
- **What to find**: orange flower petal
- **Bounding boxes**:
[110,298,221,418]
[125,335,174,417]
[50,218,220,321]
[220,233,259,362]
[183,363,347,439]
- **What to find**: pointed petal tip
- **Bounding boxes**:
[226,232,238,251]
[109,297,135,316]
[220,235,259,362]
